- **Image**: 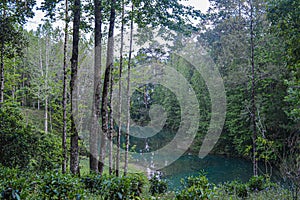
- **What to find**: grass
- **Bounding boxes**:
[79,156,147,176]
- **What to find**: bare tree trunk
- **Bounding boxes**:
[250,0,258,177]
[62,0,69,174]
[90,0,102,173]
[124,3,134,176]
[0,37,4,105]
[116,0,125,177]
[38,37,43,111]
[45,39,49,134]
[99,0,116,175]
[11,58,16,102]
[109,66,114,175]
[0,7,5,105]
[70,0,81,175]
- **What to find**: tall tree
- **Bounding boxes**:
[62,0,69,174]
[108,54,114,175]
[116,0,125,177]
[90,0,102,173]
[99,0,116,174]
[124,2,134,176]
[70,0,81,175]
[249,0,258,176]
[0,0,35,104]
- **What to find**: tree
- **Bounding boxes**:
[201,0,293,176]
[268,0,300,196]
[268,0,300,122]
[116,0,125,177]
[90,0,103,173]
[70,0,81,175]
[62,0,69,174]
[0,0,35,104]
[124,2,134,176]
[100,0,116,175]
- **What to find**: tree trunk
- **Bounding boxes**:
[45,38,49,134]
[0,6,5,105]
[62,0,69,174]
[90,0,102,173]
[250,0,258,177]
[38,37,43,111]
[116,0,125,177]
[99,0,116,175]
[70,0,81,175]
[124,3,134,176]
[0,38,4,105]
[109,65,114,175]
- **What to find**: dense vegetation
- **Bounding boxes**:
[0,0,299,199]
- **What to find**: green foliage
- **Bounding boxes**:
[0,166,38,199]
[39,172,85,199]
[223,180,248,198]
[0,166,86,199]
[0,102,61,170]
[149,174,168,195]
[0,102,38,168]
[82,173,147,199]
[81,173,104,194]
[175,173,215,200]
[247,176,265,192]
[221,175,278,198]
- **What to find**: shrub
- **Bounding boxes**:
[0,103,37,168]
[248,175,265,192]
[221,175,278,198]
[223,180,248,198]
[38,172,85,199]
[149,173,168,195]
[0,166,39,199]
[82,173,147,199]
[0,103,61,171]
[175,173,215,200]
[81,173,104,194]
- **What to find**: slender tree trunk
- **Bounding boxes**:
[250,0,258,176]
[108,66,114,175]
[12,58,16,102]
[90,0,102,173]
[116,0,125,177]
[124,3,134,176]
[45,39,49,134]
[38,37,43,111]
[0,6,5,105]
[0,39,4,105]
[99,0,116,175]
[70,0,81,175]
[62,0,69,174]
[45,98,48,133]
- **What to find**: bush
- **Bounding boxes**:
[0,104,37,168]
[0,166,39,199]
[0,166,86,199]
[248,175,265,192]
[0,103,61,171]
[149,173,168,195]
[221,175,278,198]
[175,173,215,200]
[81,173,104,194]
[222,180,248,198]
[82,173,147,199]
[38,172,85,199]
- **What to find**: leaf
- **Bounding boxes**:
[117,192,123,199]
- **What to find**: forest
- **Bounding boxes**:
[0,0,299,199]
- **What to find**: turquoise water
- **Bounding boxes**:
[160,155,281,190]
